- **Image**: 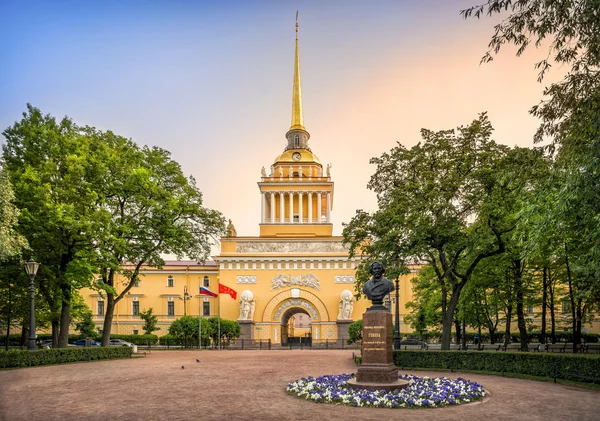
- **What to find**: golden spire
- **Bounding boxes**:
[290,11,305,131]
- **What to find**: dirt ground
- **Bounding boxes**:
[1,349,599,421]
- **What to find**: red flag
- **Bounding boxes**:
[219,283,237,300]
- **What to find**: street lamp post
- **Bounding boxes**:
[182,286,192,316]
[393,277,401,350]
[24,258,40,350]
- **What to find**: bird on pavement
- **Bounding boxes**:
[181,365,185,369]
[196,359,200,363]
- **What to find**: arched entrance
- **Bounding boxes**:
[279,307,312,346]
[261,288,330,345]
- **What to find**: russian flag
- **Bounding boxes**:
[199,286,217,297]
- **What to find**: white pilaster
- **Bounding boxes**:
[326,192,331,222]
[289,192,294,223]
[317,192,322,223]
[279,192,285,223]
[261,192,266,223]
[270,192,275,223]
[299,192,303,223]
[308,192,313,223]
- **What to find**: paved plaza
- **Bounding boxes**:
[0,350,599,421]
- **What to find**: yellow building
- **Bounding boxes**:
[80,22,418,343]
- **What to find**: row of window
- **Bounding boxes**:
[97,300,211,317]
[166,275,210,288]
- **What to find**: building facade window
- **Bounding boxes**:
[203,276,210,288]
[98,300,104,316]
[167,276,174,287]
[527,304,534,314]
[203,302,210,316]
[294,134,300,148]
[562,299,571,313]
[133,300,139,316]
[168,300,175,316]
[134,279,141,287]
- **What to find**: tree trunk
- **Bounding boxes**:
[504,304,512,346]
[101,293,116,346]
[513,260,528,351]
[541,267,547,344]
[575,298,583,350]
[52,320,59,346]
[5,284,11,350]
[20,322,28,347]
[488,325,496,344]
[549,275,556,343]
[441,286,462,350]
[454,318,461,344]
[565,243,578,353]
[58,281,71,348]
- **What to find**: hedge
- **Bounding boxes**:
[0,347,132,368]
[392,350,600,384]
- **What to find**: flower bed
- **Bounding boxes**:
[286,373,485,408]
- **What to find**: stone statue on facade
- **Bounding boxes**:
[238,290,256,320]
[326,163,331,177]
[278,166,283,177]
[337,289,354,320]
[261,166,267,177]
[363,261,394,308]
[226,219,237,237]
[298,166,302,179]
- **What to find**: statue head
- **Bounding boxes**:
[369,261,385,279]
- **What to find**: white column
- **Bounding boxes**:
[307,192,313,223]
[317,192,322,223]
[289,192,294,223]
[270,192,275,223]
[326,192,331,222]
[261,192,266,223]
[279,192,285,223]
[299,192,303,223]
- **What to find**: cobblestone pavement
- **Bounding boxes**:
[1,350,598,421]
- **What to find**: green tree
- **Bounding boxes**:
[347,319,363,344]
[139,307,160,335]
[343,114,510,349]
[0,169,28,261]
[168,316,210,347]
[92,131,226,346]
[206,317,240,347]
[75,310,97,339]
[2,105,103,347]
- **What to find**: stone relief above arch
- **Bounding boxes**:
[271,273,320,290]
[261,289,330,323]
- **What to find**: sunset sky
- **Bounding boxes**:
[0,0,562,253]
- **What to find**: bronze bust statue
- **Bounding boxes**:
[363,261,395,310]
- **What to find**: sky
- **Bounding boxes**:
[0,0,562,255]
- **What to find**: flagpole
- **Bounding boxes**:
[217,278,221,350]
[198,296,202,350]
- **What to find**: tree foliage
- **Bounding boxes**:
[139,307,160,335]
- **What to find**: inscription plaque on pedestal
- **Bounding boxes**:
[355,310,398,383]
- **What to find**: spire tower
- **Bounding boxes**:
[290,12,304,131]
[285,12,310,151]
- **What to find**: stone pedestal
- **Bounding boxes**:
[349,309,408,391]
[238,320,255,340]
[336,320,353,343]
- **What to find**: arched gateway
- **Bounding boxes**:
[261,289,330,345]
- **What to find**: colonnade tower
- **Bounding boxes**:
[258,19,333,238]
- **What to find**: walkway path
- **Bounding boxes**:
[1,350,598,420]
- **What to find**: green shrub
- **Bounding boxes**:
[392,350,600,384]
[0,347,132,368]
